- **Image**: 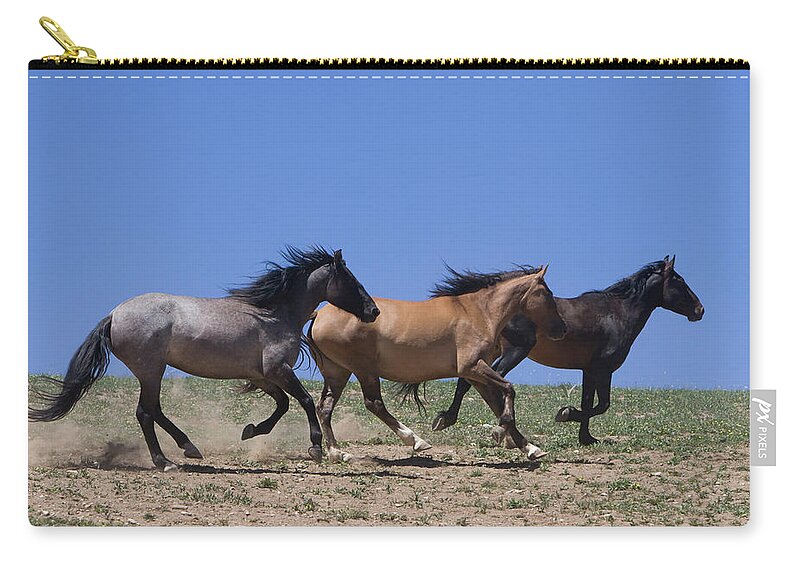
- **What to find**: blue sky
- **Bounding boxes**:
[28,69,749,388]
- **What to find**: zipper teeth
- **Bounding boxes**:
[109,57,749,69]
[30,57,750,69]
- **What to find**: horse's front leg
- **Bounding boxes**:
[463,359,547,461]
[433,343,532,432]
[268,363,325,462]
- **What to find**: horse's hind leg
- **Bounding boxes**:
[555,369,612,445]
[432,377,471,431]
[358,375,431,453]
[130,363,202,470]
[130,364,175,471]
[156,409,203,459]
[241,383,290,440]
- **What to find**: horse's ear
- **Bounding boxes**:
[664,255,675,272]
[333,249,343,264]
[539,264,549,278]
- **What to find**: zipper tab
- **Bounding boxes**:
[30,17,748,71]
[39,16,98,65]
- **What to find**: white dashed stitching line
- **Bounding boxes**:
[30,74,750,81]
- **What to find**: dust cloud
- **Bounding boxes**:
[28,419,150,468]
[29,381,370,468]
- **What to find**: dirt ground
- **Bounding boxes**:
[28,421,748,527]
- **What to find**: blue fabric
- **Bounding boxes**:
[29,68,749,388]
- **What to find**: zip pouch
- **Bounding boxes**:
[28,17,750,527]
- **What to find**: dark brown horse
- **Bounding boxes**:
[431,256,704,445]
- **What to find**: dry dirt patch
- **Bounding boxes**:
[28,378,749,526]
[28,444,748,527]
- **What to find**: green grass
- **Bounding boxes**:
[28,374,748,459]
[316,378,748,462]
[257,477,279,489]
[333,508,370,522]
[28,374,749,526]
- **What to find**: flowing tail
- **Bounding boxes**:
[28,315,113,422]
[392,382,428,414]
[303,311,323,371]
[296,310,321,373]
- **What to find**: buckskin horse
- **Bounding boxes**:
[431,256,704,446]
[29,247,379,471]
[307,265,567,462]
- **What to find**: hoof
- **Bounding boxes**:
[413,439,432,452]
[159,461,179,472]
[308,446,324,463]
[524,444,548,461]
[431,412,455,431]
[241,424,256,441]
[530,450,549,461]
[579,434,600,446]
[328,448,353,463]
[490,425,506,445]
[555,406,575,422]
[154,455,178,472]
[182,442,203,459]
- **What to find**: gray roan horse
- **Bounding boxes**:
[29,247,380,471]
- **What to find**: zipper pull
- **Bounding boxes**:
[39,16,98,64]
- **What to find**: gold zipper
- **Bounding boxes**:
[34,17,749,70]
[39,17,98,65]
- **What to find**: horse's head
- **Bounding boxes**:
[325,250,380,323]
[659,255,704,321]
[521,265,567,341]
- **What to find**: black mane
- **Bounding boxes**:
[430,265,542,298]
[227,246,335,307]
[592,260,666,299]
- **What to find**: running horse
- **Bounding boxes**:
[307,265,567,462]
[29,247,380,471]
[432,256,704,446]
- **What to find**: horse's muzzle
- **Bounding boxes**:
[689,304,704,321]
[362,306,380,323]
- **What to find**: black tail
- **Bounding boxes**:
[28,315,113,422]
[303,312,324,372]
[392,382,428,415]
